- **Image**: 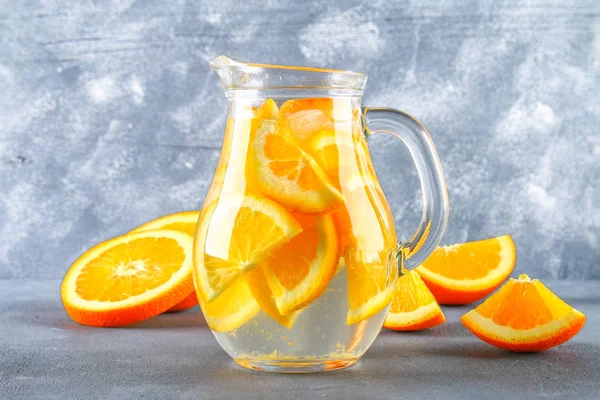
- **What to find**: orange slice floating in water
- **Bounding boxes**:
[247,99,343,213]
[197,277,260,332]
[461,274,586,352]
[384,270,445,331]
[261,213,339,314]
[61,229,194,327]
[246,267,299,329]
[193,194,302,301]
[416,235,516,305]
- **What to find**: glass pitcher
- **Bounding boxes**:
[193,56,449,373]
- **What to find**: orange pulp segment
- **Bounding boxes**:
[61,229,194,327]
[461,274,586,352]
[197,277,260,332]
[416,235,516,305]
[262,213,339,314]
[193,194,302,301]
[130,211,201,312]
[384,270,445,331]
[246,266,299,329]
[248,99,343,212]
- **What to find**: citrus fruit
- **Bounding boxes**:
[130,210,199,237]
[339,176,397,325]
[461,274,586,352]
[166,292,199,312]
[130,211,201,312]
[197,277,260,332]
[247,99,343,213]
[303,129,356,190]
[246,266,299,329]
[61,229,194,327]
[384,270,446,331]
[416,235,516,305]
[345,247,396,325]
[193,194,302,301]
[261,213,339,314]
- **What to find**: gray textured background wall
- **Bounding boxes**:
[0,0,598,280]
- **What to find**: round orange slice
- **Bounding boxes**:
[416,235,516,305]
[248,99,343,213]
[461,274,586,352]
[261,213,339,314]
[166,292,199,312]
[384,270,446,331]
[193,194,302,301]
[130,211,201,312]
[61,229,194,327]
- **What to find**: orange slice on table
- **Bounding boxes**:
[260,213,339,314]
[166,292,199,312]
[384,270,446,331]
[131,211,201,312]
[461,274,586,352]
[193,194,302,301]
[416,235,516,305]
[247,99,343,213]
[61,230,194,327]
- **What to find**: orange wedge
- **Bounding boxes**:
[197,277,260,332]
[416,235,516,305]
[340,176,397,325]
[131,211,201,312]
[193,194,302,301]
[247,99,343,213]
[61,230,194,327]
[261,213,339,314]
[461,274,586,352]
[303,129,357,190]
[384,271,446,331]
[246,267,299,329]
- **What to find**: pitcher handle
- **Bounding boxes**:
[362,107,449,273]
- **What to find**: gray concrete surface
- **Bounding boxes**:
[0,1,599,280]
[1,280,598,399]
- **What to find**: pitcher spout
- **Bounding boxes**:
[209,55,367,96]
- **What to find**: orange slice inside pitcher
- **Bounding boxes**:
[461,274,586,352]
[247,99,343,213]
[193,194,302,301]
[261,213,339,314]
[246,267,300,329]
[198,277,261,332]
